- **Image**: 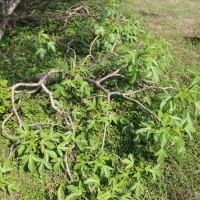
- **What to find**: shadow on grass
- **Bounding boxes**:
[139,10,161,18]
[185,36,200,46]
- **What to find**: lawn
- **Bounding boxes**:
[121,0,200,70]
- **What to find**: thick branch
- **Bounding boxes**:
[0,0,22,41]
[82,69,164,122]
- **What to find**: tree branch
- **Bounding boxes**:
[0,0,22,41]
[2,113,13,139]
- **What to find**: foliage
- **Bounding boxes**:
[0,80,11,118]
[0,0,199,199]
[0,160,19,195]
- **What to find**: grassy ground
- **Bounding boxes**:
[121,0,200,199]
[121,0,200,70]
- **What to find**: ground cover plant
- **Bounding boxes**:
[0,0,200,199]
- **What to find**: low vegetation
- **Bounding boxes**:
[0,0,199,199]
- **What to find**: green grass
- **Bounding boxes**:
[120,0,200,199]
[121,0,200,71]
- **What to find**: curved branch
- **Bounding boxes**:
[2,113,13,139]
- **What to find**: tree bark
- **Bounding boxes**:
[0,0,21,41]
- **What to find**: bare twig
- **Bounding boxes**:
[2,113,13,139]
[41,83,70,126]
[101,93,112,150]
[65,152,74,181]
[122,95,158,123]
[98,66,124,83]
[82,68,160,122]
[89,35,99,55]
[79,35,99,67]
[100,151,123,163]
[8,143,15,159]
[101,123,107,150]
[28,122,67,130]
[10,69,55,128]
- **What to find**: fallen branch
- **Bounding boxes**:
[2,113,13,139]
[82,67,161,122]
[5,68,78,180]
[28,122,68,130]
[65,152,74,181]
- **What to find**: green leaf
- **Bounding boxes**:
[155,148,168,163]
[172,136,185,154]
[184,113,196,138]
[46,150,57,159]
[35,47,47,59]
[0,161,13,174]
[0,79,8,86]
[95,26,105,35]
[17,145,25,156]
[122,158,132,165]
[57,185,65,200]
[97,191,111,200]
[32,154,42,163]
[43,141,55,149]
[7,183,20,195]
[195,101,200,115]
[65,193,79,200]
[47,41,56,52]
[39,162,45,176]
[53,160,61,172]
[145,164,161,181]
[84,175,100,185]
[28,156,35,172]
[67,185,81,195]
[44,161,52,169]
[20,155,29,167]
[151,66,159,82]
[101,165,113,178]
[41,32,50,39]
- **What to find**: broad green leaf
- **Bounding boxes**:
[32,154,42,163]
[67,185,81,195]
[47,41,56,52]
[195,101,200,115]
[57,185,65,200]
[39,162,45,176]
[53,160,61,172]
[84,177,100,185]
[20,155,29,167]
[7,183,20,195]
[184,113,196,138]
[28,156,35,172]
[122,158,132,165]
[17,145,25,156]
[151,66,159,82]
[95,26,105,35]
[154,148,168,163]
[46,150,57,159]
[44,161,52,169]
[35,48,47,59]
[43,141,55,149]
[97,191,111,200]
[65,193,79,200]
